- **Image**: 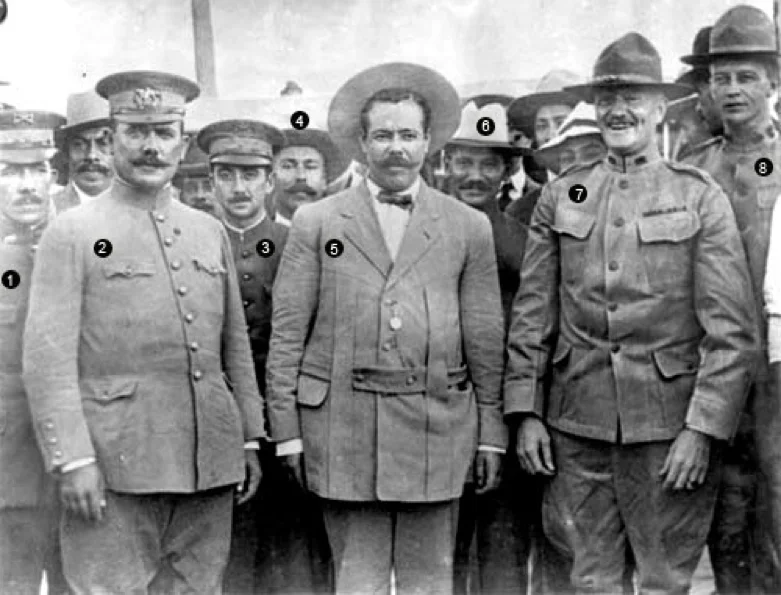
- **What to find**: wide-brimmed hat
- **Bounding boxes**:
[445,98,527,156]
[534,102,603,172]
[327,62,461,164]
[564,32,693,102]
[704,5,779,62]
[506,70,582,139]
[681,26,713,66]
[176,137,210,178]
[58,91,111,142]
[278,128,349,182]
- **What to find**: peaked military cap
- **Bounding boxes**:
[565,32,693,101]
[507,70,582,139]
[0,110,65,164]
[197,119,284,167]
[705,5,779,61]
[96,70,200,123]
[328,62,461,163]
[279,128,349,182]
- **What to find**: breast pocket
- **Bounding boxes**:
[637,213,700,293]
[192,256,227,309]
[552,210,596,284]
[102,260,156,281]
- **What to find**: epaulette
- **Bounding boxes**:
[664,159,718,186]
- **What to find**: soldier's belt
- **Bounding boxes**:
[351,365,469,394]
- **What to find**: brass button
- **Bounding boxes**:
[242,273,252,281]
[189,342,199,352]
[354,373,365,382]
[178,286,188,296]
[243,300,250,308]
[382,342,392,351]
[44,422,54,429]
[53,450,63,458]
[384,299,396,306]
[614,218,625,227]
[611,344,621,353]
[125,265,134,274]
[618,179,629,190]
[171,260,181,271]
[608,303,617,312]
[173,228,182,235]
[185,313,194,323]
[193,370,203,381]
[608,261,619,272]
[164,238,173,247]
[406,375,416,385]
[47,437,57,444]
[155,213,165,223]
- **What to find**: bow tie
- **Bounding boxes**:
[377,190,413,210]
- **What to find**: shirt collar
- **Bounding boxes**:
[365,176,421,202]
[508,169,526,200]
[605,144,662,174]
[275,213,291,227]
[73,182,97,204]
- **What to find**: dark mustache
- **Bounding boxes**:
[459,180,493,192]
[285,182,317,196]
[131,157,170,168]
[12,192,44,205]
[229,194,252,202]
[77,162,111,175]
[380,156,412,167]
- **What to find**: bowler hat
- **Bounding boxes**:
[327,62,461,163]
[506,70,582,139]
[564,33,693,102]
[705,5,779,61]
[279,128,349,182]
[446,98,528,156]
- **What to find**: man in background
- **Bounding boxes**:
[174,138,222,218]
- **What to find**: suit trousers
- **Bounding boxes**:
[0,505,66,595]
[543,429,721,594]
[61,486,233,594]
[321,498,458,595]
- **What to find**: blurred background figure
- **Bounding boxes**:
[173,137,222,218]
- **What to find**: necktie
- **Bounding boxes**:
[497,181,514,212]
[377,190,413,210]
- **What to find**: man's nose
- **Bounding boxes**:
[19,168,35,192]
[233,175,248,193]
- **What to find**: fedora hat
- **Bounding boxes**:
[56,91,110,145]
[681,26,713,66]
[565,32,693,102]
[506,70,582,139]
[705,5,779,61]
[327,62,461,164]
[280,128,350,182]
[534,102,603,172]
[446,98,527,156]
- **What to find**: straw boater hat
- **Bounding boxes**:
[564,32,693,102]
[445,97,528,156]
[701,5,780,62]
[327,62,461,164]
[534,102,603,172]
[506,70,582,140]
[279,128,350,182]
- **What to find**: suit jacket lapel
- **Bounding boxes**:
[342,183,393,277]
[386,182,442,291]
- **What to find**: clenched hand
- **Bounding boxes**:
[236,450,262,505]
[474,450,503,494]
[517,416,555,476]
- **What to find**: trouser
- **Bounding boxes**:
[61,486,234,594]
[224,443,332,594]
[0,504,67,595]
[543,429,721,594]
[321,498,458,595]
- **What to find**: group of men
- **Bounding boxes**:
[4,3,781,594]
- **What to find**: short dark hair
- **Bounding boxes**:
[443,144,513,171]
[359,88,431,138]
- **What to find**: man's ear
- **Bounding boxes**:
[179,135,190,162]
[266,169,275,193]
[50,168,59,185]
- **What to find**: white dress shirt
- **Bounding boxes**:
[765,196,781,363]
[73,182,102,205]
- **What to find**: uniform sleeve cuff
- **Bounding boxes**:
[478,444,506,454]
[60,457,96,474]
[276,438,303,456]
[769,318,781,363]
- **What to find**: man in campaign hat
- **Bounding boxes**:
[173,138,221,218]
[266,62,506,594]
[272,127,348,227]
[22,71,265,593]
[52,91,113,212]
[683,6,781,591]
[0,110,68,595]
[506,32,756,592]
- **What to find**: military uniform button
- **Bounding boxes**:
[53,451,63,458]
[164,238,174,247]
[171,260,181,270]
[618,179,629,189]
[119,454,126,462]
[189,342,199,352]
[611,344,621,353]
[382,342,392,351]
[47,437,57,444]
[193,370,203,380]
[608,261,619,271]
[44,422,54,430]
[614,217,625,227]
[608,303,617,312]
[185,313,194,323]
[242,273,252,281]
[155,213,165,223]
[125,265,134,274]
[406,375,416,385]
[241,250,251,258]
[354,373,365,382]
[384,299,396,306]
[178,286,188,296]
[173,228,182,235]
[243,300,250,308]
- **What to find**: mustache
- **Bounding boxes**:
[285,181,317,196]
[458,180,493,192]
[11,192,44,206]
[379,155,413,168]
[130,156,171,168]
[76,162,111,175]
[229,193,252,203]
[605,117,637,126]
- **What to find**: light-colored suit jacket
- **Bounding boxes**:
[266,180,506,502]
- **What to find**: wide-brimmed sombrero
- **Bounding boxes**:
[280,128,350,182]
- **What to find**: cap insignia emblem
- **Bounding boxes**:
[13,113,34,126]
[133,87,163,110]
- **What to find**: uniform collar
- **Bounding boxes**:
[605,144,661,174]
[723,122,778,152]
[223,212,266,235]
[0,213,48,246]
[110,175,174,212]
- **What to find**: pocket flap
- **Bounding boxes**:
[552,340,572,365]
[653,347,699,379]
[296,374,330,407]
[85,378,138,402]
[638,213,700,244]
[102,261,156,279]
[193,258,226,276]
[552,210,596,240]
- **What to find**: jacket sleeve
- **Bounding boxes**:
[219,225,267,441]
[686,182,759,440]
[265,204,322,442]
[22,218,95,472]
[765,198,781,363]
[460,212,507,450]
[503,184,560,418]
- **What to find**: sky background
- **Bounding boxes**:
[0,0,774,125]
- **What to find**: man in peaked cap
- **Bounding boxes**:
[22,71,266,593]
[0,110,68,595]
[52,91,113,213]
[506,32,757,592]
[272,127,349,227]
[682,6,781,592]
[266,62,506,594]
[173,138,221,218]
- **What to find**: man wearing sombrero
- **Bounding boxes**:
[684,6,781,590]
[505,32,756,592]
[266,62,506,594]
